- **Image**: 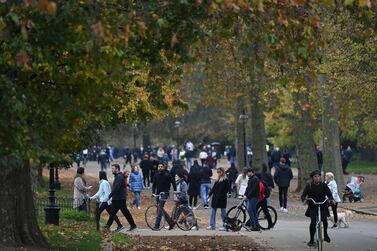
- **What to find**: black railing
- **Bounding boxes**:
[36,197,95,216]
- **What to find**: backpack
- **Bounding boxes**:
[261,180,271,198]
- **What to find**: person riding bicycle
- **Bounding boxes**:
[301,170,334,247]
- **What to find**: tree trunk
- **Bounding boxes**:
[141,123,151,148]
[320,74,345,190]
[0,157,48,248]
[293,94,318,191]
[250,99,268,173]
[235,100,246,172]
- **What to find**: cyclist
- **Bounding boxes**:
[301,170,334,247]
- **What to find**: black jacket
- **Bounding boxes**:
[188,164,201,196]
[245,175,259,199]
[140,159,152,173]
[226,166,238,183]
[261,171,274,189]
[209,178,229,208]
[301,182,333,217]
[274,164,293,187]
[109,172,126,201]
[199,165,212,184]
[152,170,177,194]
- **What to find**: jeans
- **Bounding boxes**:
[133,191,141,207]
[200,183,211,206]
[247,198,259,228]
[155,193,169,228]
[209,207,226,229]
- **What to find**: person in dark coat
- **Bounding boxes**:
[225,162,238,197]
[199,163,213,209]
[207,167,229,230]
[140,154,152,188]
[260,164,274,190]
[274,158,293,212]
[244,168,260,231]
[106,164,137,231]
[188,160,201,208]
[301,170,334,247]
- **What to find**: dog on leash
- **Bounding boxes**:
[329,210,353,228]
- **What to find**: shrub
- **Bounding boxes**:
[61,210,90,221]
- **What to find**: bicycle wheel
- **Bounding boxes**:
[145,205,166,230]
[226,206,246,230]
[175,206,196,231]
[257,206,277,230]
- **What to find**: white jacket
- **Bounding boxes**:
[327,180,341,203]
[90,180,112,205]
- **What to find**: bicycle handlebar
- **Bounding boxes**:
[305,198,328,205]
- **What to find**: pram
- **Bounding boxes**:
[343,176,365,203]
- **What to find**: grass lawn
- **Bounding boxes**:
[348,160,377,175]
[39,214,102,251]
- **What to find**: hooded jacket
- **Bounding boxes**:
[274,164,293,187]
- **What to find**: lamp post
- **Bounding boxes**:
[54,167,61,190]
[45,165,60,225]
[174,120,181,153]
[239,110,249,168]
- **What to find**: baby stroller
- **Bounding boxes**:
[343,176,365,203]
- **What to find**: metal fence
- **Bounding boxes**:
[36,197,95,216]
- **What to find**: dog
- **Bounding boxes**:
[329,210,353,228]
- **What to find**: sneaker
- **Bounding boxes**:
[152,227,160,231]
[219,227,227,231]
[280,207,284,211]
[204,205,209,209]
[206,226,215,230]
[193,206,198,210]
[137,206,141,209]
[331,224,338,229]
[283,208,288,213]
[127,226,137,232]
[324,235,331,243]
[307,241,316,247]
[191,226,197,230]
[115,226,125,232]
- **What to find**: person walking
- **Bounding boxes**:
[140,154,152,188]
[225,163,238,197]
[235,168,249,199]
[90,171,123,231]
[301,170,334,247]
[73,167,92,212]
[188,160,201,209]
[199,162,212,209]
[274,158,293,212]
[256,173,273,229]
[207,167,229,231]
[152,162,177,230]
[105,164,137,231]
[325,172,341,228]
[199,149,208,167]
[129,165,144,209]
[244,168,260,231]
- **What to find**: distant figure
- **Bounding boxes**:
[188,160,201,209]
[98,149,108,171]
[140,154,152,188]
[235,168,249,199]
[199,149,208,166]
[225,163,238,197]
[73,167,92,212]
[199,162,212,209]
[129,166,144,209]
[274,158,293,213]
[271,147,281,170]
[316,146,323,172]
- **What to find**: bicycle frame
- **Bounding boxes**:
[306,198,328,251]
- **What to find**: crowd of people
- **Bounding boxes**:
[72,142,357,247]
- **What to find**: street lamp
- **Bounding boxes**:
[174,120,181,153]
[54,167,61,190]
[45,164,60,225]
[239,110,249,168]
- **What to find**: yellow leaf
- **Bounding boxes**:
[358,0,371,7]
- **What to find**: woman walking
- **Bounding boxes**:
[274,158,293,212]
[207,167,229,231]
[325,172,341,228]
[90,171,123,231]
[188,160,201,209]
[129,166,144,209]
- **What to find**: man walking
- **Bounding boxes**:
[140,154,152,188]
[152,163,176,230]
[105,164,137,232]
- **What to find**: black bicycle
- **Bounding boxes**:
[226,199,277,230]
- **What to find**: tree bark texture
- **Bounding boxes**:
[293,94,318,191]
[320,74,345,190]
[236,106,246,173]
[0,157,47,248]
[249,100,268,173]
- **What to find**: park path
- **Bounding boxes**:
[81,160,377,251]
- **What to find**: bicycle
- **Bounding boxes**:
[225,198,277,231]
[145,192,197,231]
[305,198,328,251]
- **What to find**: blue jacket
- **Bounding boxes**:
[130,171,143,192]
